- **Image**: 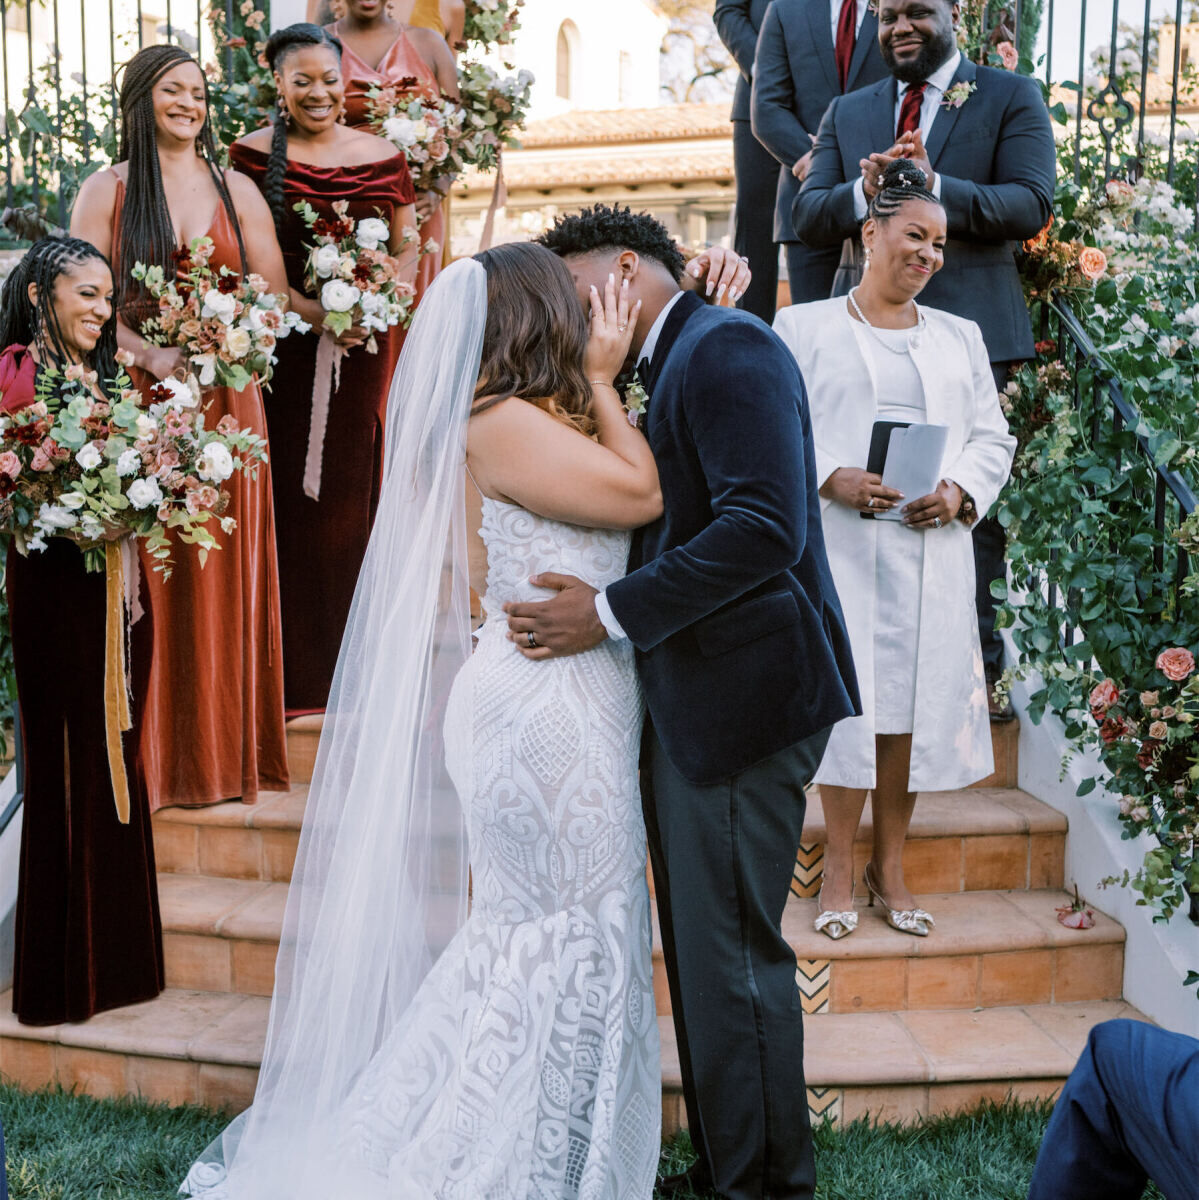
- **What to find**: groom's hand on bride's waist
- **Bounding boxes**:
[504,574,606,659]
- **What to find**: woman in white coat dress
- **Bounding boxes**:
[773,159,1016,940]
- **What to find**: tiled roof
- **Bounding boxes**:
[517,102,732,148]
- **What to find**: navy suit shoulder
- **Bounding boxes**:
[608,296,860,784]
[715,0,773,121]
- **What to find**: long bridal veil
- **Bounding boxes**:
[182,258,488,1198]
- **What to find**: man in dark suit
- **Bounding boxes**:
[1028,1019,1199,1200]
[715,0,781,322]
[512,204,860,1200]
[793,0,1056,710]
[750,0,888,301]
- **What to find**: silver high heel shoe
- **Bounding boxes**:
[864,861,934,937]
[814,879,858,940]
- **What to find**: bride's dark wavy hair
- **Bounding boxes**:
[471,242,596,437]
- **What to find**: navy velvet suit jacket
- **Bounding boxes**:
[751,0,888,245]
[605,292,860,784]
[793,58,1056,362]
[715,0,773,122]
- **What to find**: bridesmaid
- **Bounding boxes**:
[230,24,419,713]
[328,0,459,298]
[0,236,163,1024]
[71,45,290,810]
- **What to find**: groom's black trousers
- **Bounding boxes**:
[641,722,831,1200]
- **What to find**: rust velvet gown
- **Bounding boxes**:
[229,145,415,713]
[111,175,289,810]
[0,344,164,1025]
[332,22,447,299]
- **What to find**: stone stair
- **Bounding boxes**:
[0,717,1149,1129]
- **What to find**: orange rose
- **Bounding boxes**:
[1078,247,1108,282]
[1156,647,1195,681]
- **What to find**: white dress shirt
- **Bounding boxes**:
[593,290,687,642]
[851,49,961,219]
[830,0,870,42]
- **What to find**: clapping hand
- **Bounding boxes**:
[683,247,752,305]
[896,130,936,192]
[860,141,907,198]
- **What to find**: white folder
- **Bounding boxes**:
[875,423,949,521]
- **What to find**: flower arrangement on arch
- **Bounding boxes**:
[0,358,268,576]
[460,0,524,52]
[293,200,418,351]
[133,236,308,390]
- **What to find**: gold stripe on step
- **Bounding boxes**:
[792,843,824,898]
[808,1086,842,1125]
[796,958,831,1014]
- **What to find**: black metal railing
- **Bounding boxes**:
[0,0,219,241]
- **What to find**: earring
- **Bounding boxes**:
[863,247,872,270]
[278,96,291,126]
[336,104,347,125]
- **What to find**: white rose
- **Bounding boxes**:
[382,116,418,148]
[200,288,239,324]
[225,327,253,358]
[135,413,158,438]
[60,492,86,510]
[355,217,390,250]
[359,290,387,316]
[240,305,267,331]
[312,243,341,278]
[197,442,235,483]
[127,476,164,510]
[410,118,430,142]
[321,280,362,314]
[37,502,78,529]
[157,375,198,410]
[75,442,103,471]
[337,254,357,279]
[117,448,141,477]
[220,516,237,535]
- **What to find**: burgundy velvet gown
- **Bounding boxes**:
[229,145,415,713]
[0,344,164,1026]
[111,174,290,810]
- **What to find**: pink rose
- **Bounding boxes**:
[1139,690,1159,707]
[1156,647,1195,681]
[195,484,220,511]
[995,40,1018,70]
[216,415,240,436]
[156,501,173,523]
[1105,179,1136,207]
[1148,720,1169,740]
[64,363,85,382]
[1078,247,1108,282]
[154,449,181,476]
[0,450,21,479]
[1089,679,1120,717]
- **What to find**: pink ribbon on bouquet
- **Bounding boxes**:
[304,330,347,501]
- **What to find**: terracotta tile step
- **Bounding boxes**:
[652,888,1124,1017]
[154,783,1063,895]
[0,990,1141,1128]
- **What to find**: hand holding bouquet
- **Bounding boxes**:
[293,199,417,353]
[133,237,308,390]
[0,354,268,576]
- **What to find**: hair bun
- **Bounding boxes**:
[880,158,929,192]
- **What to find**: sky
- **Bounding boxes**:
[1038,0,1192,83]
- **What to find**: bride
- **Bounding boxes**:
[182,243,675,1198]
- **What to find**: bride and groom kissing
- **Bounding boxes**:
[182,205,860,1200]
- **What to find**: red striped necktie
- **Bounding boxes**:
[897,80,928,138]
[835,0,857,92]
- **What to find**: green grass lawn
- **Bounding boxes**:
[0,1083,1166,1199]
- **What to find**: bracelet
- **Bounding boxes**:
[589,380,618,390]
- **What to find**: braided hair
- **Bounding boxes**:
[0,236,119,383]
[263,25,344,235]
[866,157,945,223]
[115,45,248,318]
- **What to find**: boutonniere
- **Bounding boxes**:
[942,81,977,110]
[622,378,649,427]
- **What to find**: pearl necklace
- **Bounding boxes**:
[848,288,926,354]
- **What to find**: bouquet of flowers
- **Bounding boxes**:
[366,83,468,198]
[455,61,534,173]
[462,0,524,51]
[0,355,269,576]
[293,200,417,350]
[133,236,308,390]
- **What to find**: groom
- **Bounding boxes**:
[506,205,860,1200]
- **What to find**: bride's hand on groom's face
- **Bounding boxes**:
[583,274,641,386]
[504,573,606,659]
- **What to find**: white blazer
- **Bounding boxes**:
[774,297,1017,791]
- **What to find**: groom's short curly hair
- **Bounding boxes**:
[537,204,687,282]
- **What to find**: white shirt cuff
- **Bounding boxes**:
[931,171,943,199]
[594,590,628,641]
[852,176,868,221]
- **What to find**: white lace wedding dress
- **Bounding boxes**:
[328,497,661,1198]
